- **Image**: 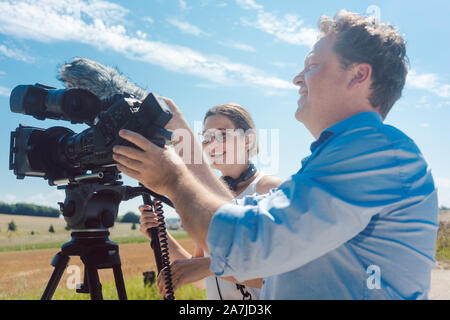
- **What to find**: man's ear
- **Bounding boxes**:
[347,63,372,89]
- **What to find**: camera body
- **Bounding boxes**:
[9,84,173,230]
[9,84,172,185]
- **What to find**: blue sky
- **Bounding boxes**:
[0,0,449,218]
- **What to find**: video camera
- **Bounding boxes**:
[8,83,173,230]
[9,83,172,183]
[8,58,176,300]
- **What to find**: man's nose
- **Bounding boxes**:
[292,71,305,86]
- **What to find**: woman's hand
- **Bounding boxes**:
[163,97,189,134]
[157,257,212,297]
[162,97,196,153]
[138,204,161,240]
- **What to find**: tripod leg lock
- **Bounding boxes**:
[50,252,70,268]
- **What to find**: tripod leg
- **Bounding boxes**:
[75,268,90,294]
[112,264,127,300]
[85,264,103,300]
[41,252,70,300]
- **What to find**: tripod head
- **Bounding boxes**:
[58,167,173,231]
[57,167,123,230]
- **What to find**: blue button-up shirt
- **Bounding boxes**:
[207,111,438,299]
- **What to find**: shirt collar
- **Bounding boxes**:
[310,111,383,153]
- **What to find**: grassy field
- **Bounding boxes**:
[0,214,188,252]
[2,210,450,300]
[0,213,203,300]
[436,210,450,263]
[8,275,206,300]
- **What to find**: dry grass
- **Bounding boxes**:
[0,240,197,299]
[0,213,195,299]
[436,220,450,263]
[0,214,187,251]
[2,210,450,299]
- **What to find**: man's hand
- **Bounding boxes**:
[113,129,185,196]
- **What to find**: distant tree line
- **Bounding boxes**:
[117,211,140,223]
[0,201,60,218]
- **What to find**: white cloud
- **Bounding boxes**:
[2,194,17,203]
[0,190,65,208]
[0,43,34,63]
[143,16,154,24]
[166,18,209,37]
[0,0,128,43]
[271,61,297,69]
[136,30,147,39]
[407,69,450,99]
[218,40,255,52]
[0,0,294,91]
[0,85,10,96]
[26,190,65,208]
[179,0,191,11]
[235,1,319,48]
[242,11,319,48]
[235,0,263,10]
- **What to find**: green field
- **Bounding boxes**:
[0,213,204,300]
[2,210,450,300]
[3,211,450,256]
[0,213,188,252]
[8,275,206,300]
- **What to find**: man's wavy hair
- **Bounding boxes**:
[319,10,409,119]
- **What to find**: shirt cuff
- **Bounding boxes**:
[207,203,246,277]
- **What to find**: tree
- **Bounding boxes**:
[0,201,60,217]
[8,220,17,232]
[119,211,140,224]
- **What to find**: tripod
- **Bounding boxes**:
[40,175,175,300]
[41,230,127,300]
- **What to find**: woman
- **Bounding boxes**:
[139,103,282,300]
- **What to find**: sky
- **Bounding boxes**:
[0,0,449,219]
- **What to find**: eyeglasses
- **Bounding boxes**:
[200,129,242,145]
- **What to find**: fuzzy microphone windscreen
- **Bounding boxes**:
[57,57,148,100]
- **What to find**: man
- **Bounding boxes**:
[112,10,438,299]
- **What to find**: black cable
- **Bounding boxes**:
[127,186,173,208]
[141,188,175,300]
[215,277,224,300]
[153,199,175,300]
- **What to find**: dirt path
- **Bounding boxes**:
[430,262,450,300]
